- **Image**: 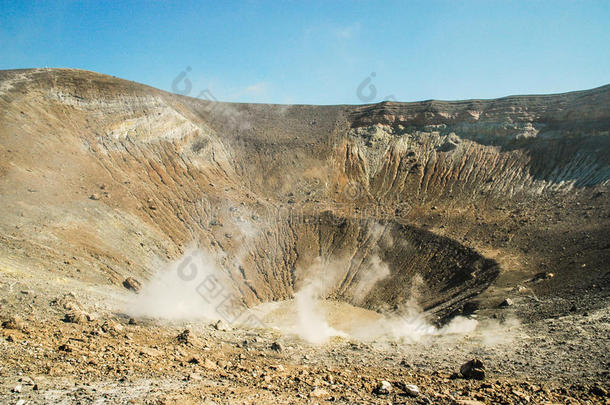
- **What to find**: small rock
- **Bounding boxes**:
[213,319,231,331]
[139,347,161,357]
[531,272,554,282]
[270,342,282,352]
[176,329,191,345]
[187,356,200,364]
[310,387,330,398]
[56,294,80,311]
[89,193,100,200]
[2,315,25,330]
[203,359,217,369]
[400,359,411,368]
[403,384,419,397]
[189,373,202,381]
[513,285,528,293]
[122,277,141,293]
[590,385,608,397]
[58,343,72,352]
[460,359,485,380]
[499,298,514,307]
[146,198,156,210]
[217,360,232,368]
[374,380,392,395]
[101,320,123,334]
[63,310,90,324]
[511,389,530,402]
[12,384,22,393]
[128,317,137,325]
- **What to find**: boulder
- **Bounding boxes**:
[460,359,486,380]
[122,277,141,293]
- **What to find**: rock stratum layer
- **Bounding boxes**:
[0,68,608,321]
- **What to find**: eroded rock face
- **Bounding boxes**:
[0,68,608,321]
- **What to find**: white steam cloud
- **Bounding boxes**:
[294,282,347,344]
[253,256,478,345]
[126,247,241,321]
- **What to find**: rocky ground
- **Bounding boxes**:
[0,271,609,404]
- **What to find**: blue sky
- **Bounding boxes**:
[1,0,609,104]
